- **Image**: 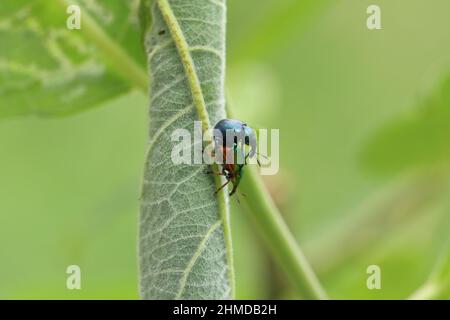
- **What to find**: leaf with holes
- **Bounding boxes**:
[139,0,234,299]
[0,0,146,118]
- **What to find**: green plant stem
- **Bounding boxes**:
[240,167,328,300]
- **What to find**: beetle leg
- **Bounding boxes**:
[206,169,225,176]
[244,153,249,165]
[214,180,231,195]
[235,193,240,204]
[229,184,238,196]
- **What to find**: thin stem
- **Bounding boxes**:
[240,166,328,300]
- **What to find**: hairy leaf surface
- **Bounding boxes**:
[139,0,232,299]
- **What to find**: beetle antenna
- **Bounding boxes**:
[255,152,269,167]
[256,152,269,160]
[235,193,241,204]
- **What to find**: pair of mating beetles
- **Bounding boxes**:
[207,119,261,197]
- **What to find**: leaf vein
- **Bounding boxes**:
[174,220,222,299]
[188,46,223,59]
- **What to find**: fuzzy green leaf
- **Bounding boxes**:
[362,76,450,174]
[0,0,146,117]
[139,0,233,299]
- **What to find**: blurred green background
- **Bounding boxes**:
[1,0,450,299]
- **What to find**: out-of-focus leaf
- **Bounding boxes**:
[138,0,152,46]
[426,195,450,298]
[409,243,450,299]
[229,0,332,62]
[407,186,450,300]
[0,0,146,117]
[433,249,450,297]
[306,171,448,275]
[139,0,232,299]
[362,76,450,174]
